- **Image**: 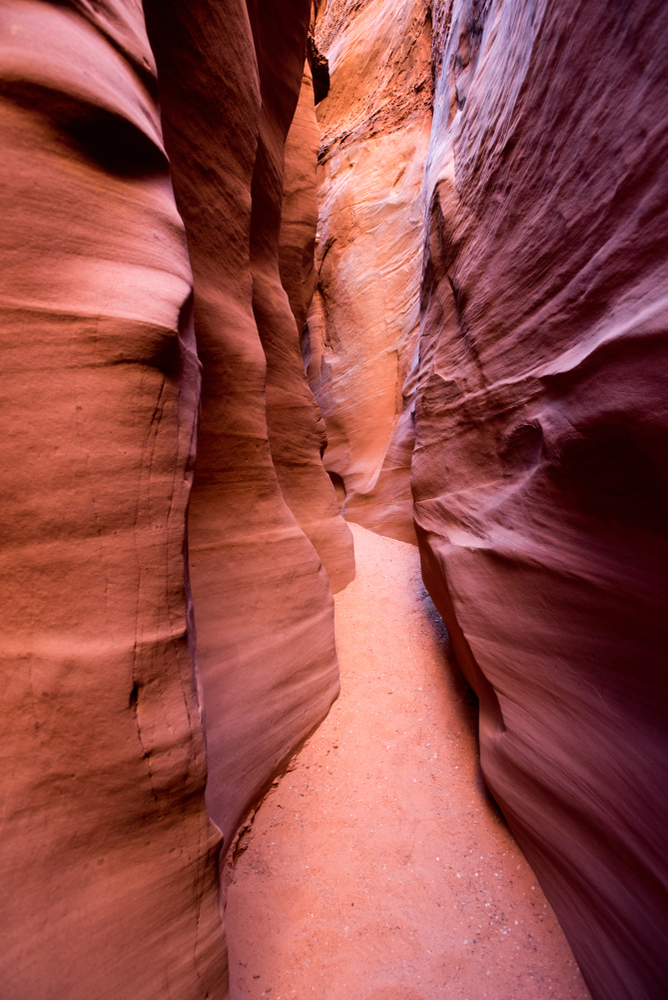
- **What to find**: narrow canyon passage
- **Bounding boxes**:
[226,525,591,1000]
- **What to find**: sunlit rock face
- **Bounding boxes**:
[414,2,668,998]
[307,0,433,544]
[0,1,226,996]
[279,60,356,592]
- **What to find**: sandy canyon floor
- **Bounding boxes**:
[225,524,591,1000]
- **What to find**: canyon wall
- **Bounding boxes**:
[307,0,433,544]
[413,2,668,999]
[314,0,668,998]
[0,1,226,996]
[144,0,353,856]
[3,0,667,996]
[0,0,350,995]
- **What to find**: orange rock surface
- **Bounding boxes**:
[306,1,668,997]
[1,0,350,994]
[277,59,355,592]
[144,0,352,858]
[306,0,433,544]
[0,1,226,995]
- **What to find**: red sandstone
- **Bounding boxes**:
[0,1,666,998]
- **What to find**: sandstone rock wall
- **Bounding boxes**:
[144,0,352,853]
[1,0,351,994]
[307,0,433,544]
[5,0,668,996]
[280,62,321,360]
[311,0,668,995]
[0,1,226,996]
[414,2,668,999]
[277,59,356,593]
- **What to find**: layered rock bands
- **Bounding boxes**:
[2,1,668,999]
[0,1,351,997]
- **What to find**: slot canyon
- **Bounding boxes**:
[0,0,666,998]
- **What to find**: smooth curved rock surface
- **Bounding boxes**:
[0,0,352,993]
[414,3,668,998]
[144,0,351,852]
[280,62,320,350]
[5,0,667,997]
[307,0,433,544]
[0,1,226,996]
[276,59,356,593]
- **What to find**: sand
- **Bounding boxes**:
[225,524,591,1000]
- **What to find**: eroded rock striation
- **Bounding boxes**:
[144,0,353,855]
[0,1,226,996]
[1,0,350,994]
[312,0,668,997]
[307,0,433,544]
[277,58,355,594]
[413,2,668,999]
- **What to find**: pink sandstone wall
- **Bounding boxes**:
[413,2,668,998]
[306,0,433,544]
[309,1,668,996]
[275,59,355,594]
[144,0,352,855]
[0,0,351,994]
[0,1,226,996]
